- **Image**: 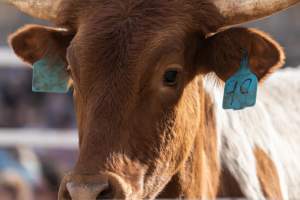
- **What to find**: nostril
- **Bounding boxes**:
[96,183,113,199]
[64,188,72,200]
[59,183,72,200]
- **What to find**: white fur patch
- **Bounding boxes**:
[204,67,300,199]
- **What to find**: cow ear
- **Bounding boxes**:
[9,25,75,93]
[9,24,74,65]
[198,27,285,81]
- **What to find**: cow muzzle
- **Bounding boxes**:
[58,172,130,200]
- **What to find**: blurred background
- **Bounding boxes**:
[0,2,299,200]
[0,4,78,200]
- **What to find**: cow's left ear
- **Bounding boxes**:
[198,27,285,81]
[8,24,74,65]
[9,25,75,93]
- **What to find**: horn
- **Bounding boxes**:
[213,0,300,26]
[1,0,62,20]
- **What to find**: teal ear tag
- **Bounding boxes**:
[32,58,70,93]
[222,53,258,110]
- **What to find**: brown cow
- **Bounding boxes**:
[3,0,300,199]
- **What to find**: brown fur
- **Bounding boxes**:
[8,0,286,199]
[9,25,73,65]
[217,147,284,199]
[254,147,283,200]
[198,27,285,81]
[217,167,244,197]
[158,79,220,198]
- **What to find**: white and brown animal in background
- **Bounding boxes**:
[206,67,300,200]
[2,0,300,199]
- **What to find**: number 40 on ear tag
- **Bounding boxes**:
[223,53,258,110]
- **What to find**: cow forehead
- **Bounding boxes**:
[58,0,222,34]
[79,6,187,52]
[63,0,197,55]
[62,0,224,96]
[74,27,186,67]
[67,9,188,82]
[59,0,223,70]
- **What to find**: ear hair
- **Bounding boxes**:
[197,27,285,82]
[9,24,74,65]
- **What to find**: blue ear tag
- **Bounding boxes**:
[222,53,258,110]
[32,58,70,93]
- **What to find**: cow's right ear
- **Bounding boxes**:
[197,27,285,82]
[9,24,74,65]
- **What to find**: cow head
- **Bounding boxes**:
[5,0,298,199]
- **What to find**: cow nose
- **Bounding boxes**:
[58,173,130,200]
[65,181,113,200]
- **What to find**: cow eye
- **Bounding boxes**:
[163,69,179,86]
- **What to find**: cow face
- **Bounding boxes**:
[9,1,284,199]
